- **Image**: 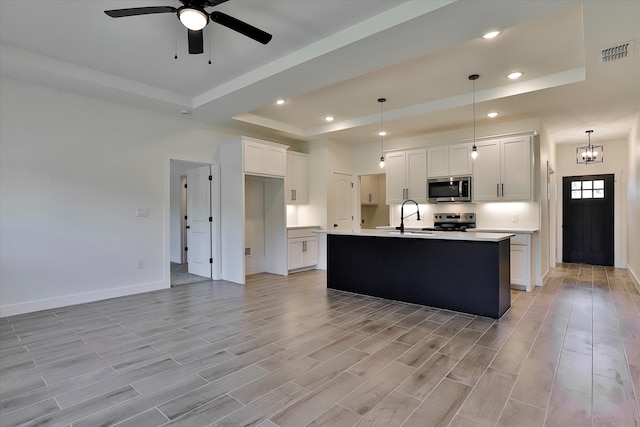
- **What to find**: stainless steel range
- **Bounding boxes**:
[422,212,476,232]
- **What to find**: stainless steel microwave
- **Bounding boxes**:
[427,176,472,203]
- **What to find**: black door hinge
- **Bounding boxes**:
[208,175,212,181]
[209,258,213,263]
[184,246,188,251]
[209,217,213,222]
[184,215,188,220]
[184,183,187,189]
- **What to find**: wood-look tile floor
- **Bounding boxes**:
[1,264,639,427]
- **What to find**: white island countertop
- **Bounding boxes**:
[318,228,514,242]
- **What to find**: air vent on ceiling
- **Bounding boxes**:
[600,40,635,63]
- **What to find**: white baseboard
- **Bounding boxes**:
[629,266,640,293]
[0,280,169,318]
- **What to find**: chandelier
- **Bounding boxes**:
[576,130,603,164]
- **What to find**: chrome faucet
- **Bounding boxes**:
[398,199,421,233]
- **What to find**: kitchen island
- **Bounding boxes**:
[324,229,514,318]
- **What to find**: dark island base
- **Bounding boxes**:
[327,234,511,318]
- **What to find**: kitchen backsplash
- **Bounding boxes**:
[390,201,540,230]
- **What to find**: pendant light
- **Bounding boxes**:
[576,130,603,164]
[378,98,387,169]
[469,74,479,159]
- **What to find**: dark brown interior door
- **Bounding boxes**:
[562,174,614,265]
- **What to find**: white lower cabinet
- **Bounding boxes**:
[287,227,319,272]
[510,233,532,291]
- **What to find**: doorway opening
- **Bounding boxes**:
[169,160,220,286]
[562,174,614,265]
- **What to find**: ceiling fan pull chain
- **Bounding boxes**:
[174,19,179,59]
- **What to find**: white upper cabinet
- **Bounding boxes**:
[244,139,287,177]
[428,144,472,178]
[449,144,473,176]
[473,136,532,201]
[501,137,532,200]
[385,149,427,204]
[360,174,379,205]
[285,151,309,205]
[427,146,449,178]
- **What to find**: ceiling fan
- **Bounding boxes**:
[104,0,272,54]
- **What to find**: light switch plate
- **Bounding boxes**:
[136,208,149,217]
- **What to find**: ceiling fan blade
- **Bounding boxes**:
[204,0,230,6]
[188,29,204,54]
[210,11,272,45]
[105,6,177,18]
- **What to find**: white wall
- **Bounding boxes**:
[0,77,234,316]
[537,122,556,279]
[627,114,640,287]
[556,139,628,268]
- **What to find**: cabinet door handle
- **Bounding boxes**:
[497,184,500,197]
[368,194,372,203]
[302,241,307,252]
[292,189,296,201]
[502,183,504,197]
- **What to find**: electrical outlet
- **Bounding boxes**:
[512,214,519,223]
[136,259,144,268]
[245,248,251,256]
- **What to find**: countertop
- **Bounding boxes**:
[287,225,321,230]
[318,228,514,242]
[376,226,538,234]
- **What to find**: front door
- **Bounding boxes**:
[187,165,212,277]
[562,174,614,265]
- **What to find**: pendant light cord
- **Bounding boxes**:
[379,98,385,154]
[469,74,479,158]
[472,78,476,144]
[378,98,386,168]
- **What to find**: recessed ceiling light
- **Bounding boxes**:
[378,131,387,137]
[325,115,335,122]
[275,99,286,105]
[482,30,501,39]
[507,71,523,80]
[487,112,499,118]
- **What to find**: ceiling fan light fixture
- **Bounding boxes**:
[179,7,208,31]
